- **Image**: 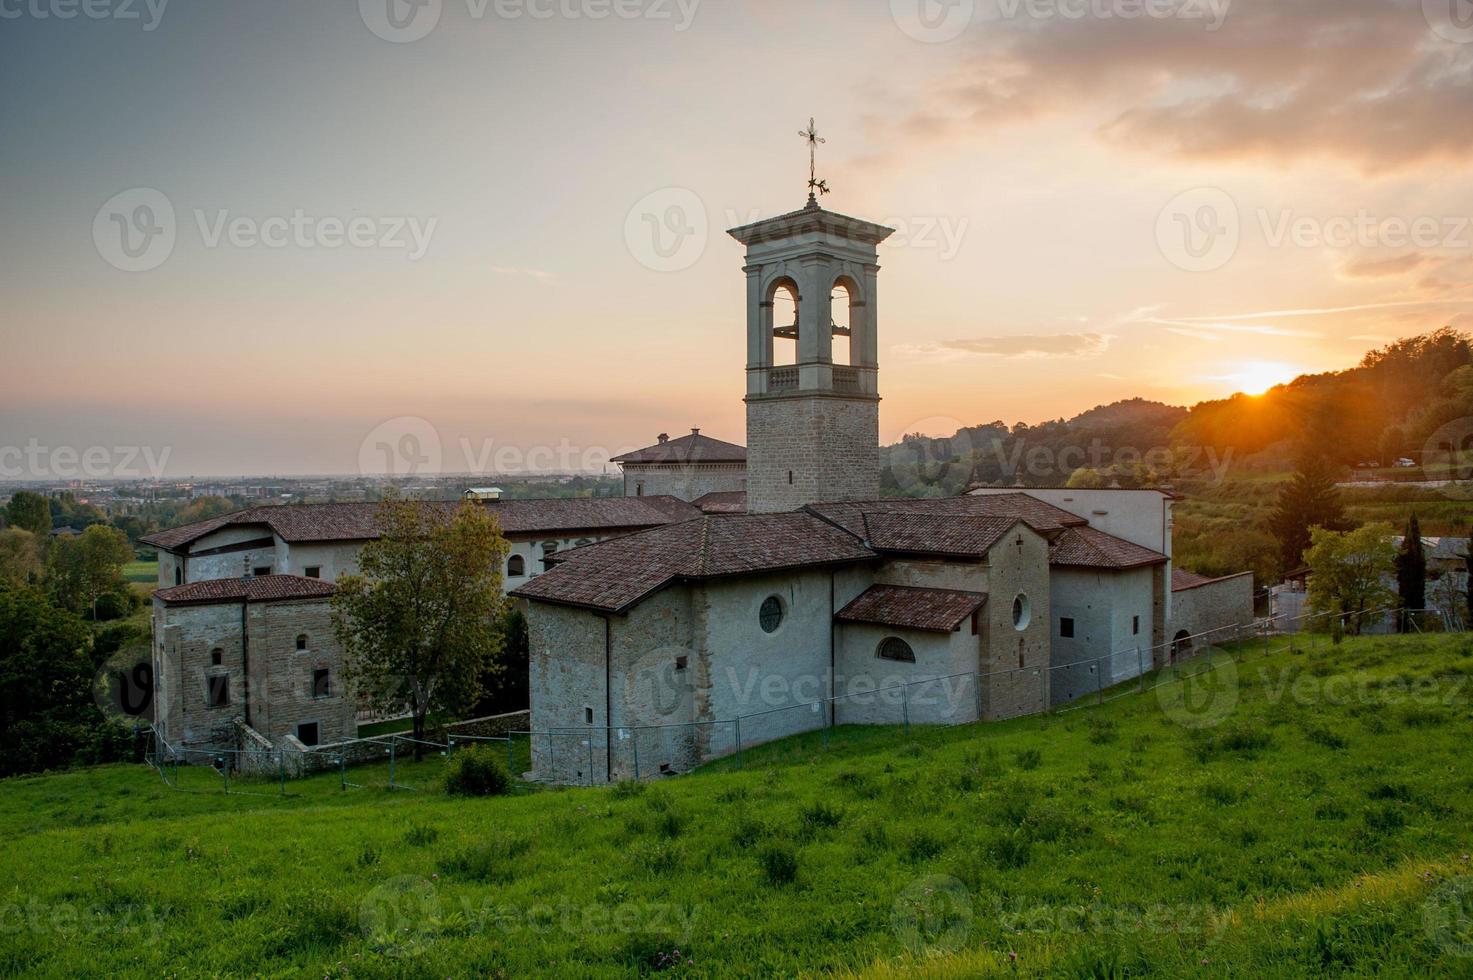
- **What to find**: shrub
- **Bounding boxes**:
[610,780,645,800]
[905,830,944,862]
[757,843,798,886]
[1013,748,1043,771]
[798,801,843,834]
[989,831,1031,869]
[444,746,509,797]
[403,824,439,847]
[1086,718,1118,745]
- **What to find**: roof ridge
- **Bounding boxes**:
[695,516,713,577]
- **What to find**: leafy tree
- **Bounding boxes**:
[46,525,134,617]
[477,607,529,717]
[332,497,509,759]
[1395,514,1426,631]
[5,491,51,536]
[1268,453,1348,574]
[0,529,41,586]
[1304,523,1397,635]
[0,585,99,776]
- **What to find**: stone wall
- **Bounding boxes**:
[978,524,1052,719]
[622,463,747,501]
[1169,572,1255,651]
[746,394,879,513]
[1049,567,1157,706]
[246,598,356,748]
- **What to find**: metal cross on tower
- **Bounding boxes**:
[800,117,829,205]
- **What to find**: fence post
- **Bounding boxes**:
[219,756,229,794]
[734,716,742,769]
[389,739,396,790]
[901,683,910,737]
[633,730,640,782]
[338,755,346,791]
[278,750,286,796]
[1137,645,1146,693]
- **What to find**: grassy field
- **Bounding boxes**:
[3,635,1473,977]
[121,558,157,585]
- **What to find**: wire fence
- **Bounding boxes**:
[143,601,1441,795]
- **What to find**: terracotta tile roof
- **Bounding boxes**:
[511,512,877,613]
[1172,568,1253,592]
[861,512,1019,559]
[154,574,336,606]
[806,493,1085,540]
[1049,526,1167,570]
[612,430,747,465]
[835,585,986,633]
[693,491,747,514]
[140,497,701,552]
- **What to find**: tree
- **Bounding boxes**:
[1304,523,1397,635]
[5,491,51,537]
[0,584,99,776]
[1268,453,1348,574]
[46,525,134,617]
[1395,514,1426,631]
[0,530,41,586]
[332,498,509,759]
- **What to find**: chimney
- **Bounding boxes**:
[241,556,253,580]
[657,433,669,444]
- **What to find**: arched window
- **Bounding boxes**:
[878,637,916,663]
[759,595,784,634]
[767,279,800,367]
[507,554,526,577]
[296,634,308,651]
[831,276,860,367]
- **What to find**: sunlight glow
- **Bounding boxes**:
[1223,362,1300,396]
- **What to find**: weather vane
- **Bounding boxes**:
[800,117,829,205]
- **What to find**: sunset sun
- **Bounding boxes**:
[1225,362,1300,396]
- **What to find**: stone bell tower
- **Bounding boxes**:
[728,180,894,513]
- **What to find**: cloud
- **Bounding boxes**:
[905,332,1112,359]
[489,265,556,283]
[889,0,1473,173]
[1148,318,1322,338]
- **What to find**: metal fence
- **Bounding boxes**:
[143,601,1429,795]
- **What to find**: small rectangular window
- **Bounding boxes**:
[1132,615,1140,636]
[206,675,229,708]
[584,706,594,725]
[1060,618,1075,639]
[304,566,321,579]
[313,668,331,698]
[253,566,271,577]
[674,655,688,671]
[211,648,223,666]
[296,722,319,746]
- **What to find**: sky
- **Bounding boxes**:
[3,0,1473,478]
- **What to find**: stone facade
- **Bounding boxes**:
[622,462,746,501]
[1169,572,1256,653]
[746,395,880,513]
[1049,566,1157,705]
[152,591,355,757]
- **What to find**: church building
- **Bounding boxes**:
[512,190,1253,784]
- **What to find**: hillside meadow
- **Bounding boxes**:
[2,635,1472,977]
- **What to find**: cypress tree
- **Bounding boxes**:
[1395,514,1426,631]
[1268,453,1348,575]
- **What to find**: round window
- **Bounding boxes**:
[1012,594,1031,631]
[877,637,916,663]
[759,595,784,634]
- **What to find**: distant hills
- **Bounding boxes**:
[882,328,1473,494]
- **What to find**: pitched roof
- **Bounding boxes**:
[154,574,335,607]
[835,585,986,633]
[861,512,1020,559]
[612,430,747,465]
[511,512,877,613]
[1049,526,1168,570]
[1172,568,1253,592]
[140,497,701,552]
[806,493,1086,539]
[693,491,747,514]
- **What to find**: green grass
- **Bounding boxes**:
[4,636,1473,977]
[121,559,157,585]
